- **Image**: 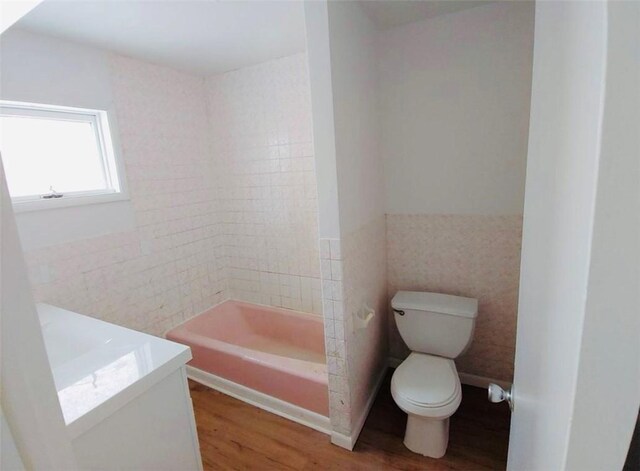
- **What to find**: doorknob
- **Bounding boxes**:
[488,383,514,411]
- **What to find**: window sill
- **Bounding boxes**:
[12,191,130,213]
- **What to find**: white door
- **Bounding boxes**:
[507,1,640,470]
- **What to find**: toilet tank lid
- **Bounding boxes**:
[391,291,478,318]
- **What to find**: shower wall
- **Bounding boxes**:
[205,54,322,314]
[3,30,320,337]
[1,30,226,335]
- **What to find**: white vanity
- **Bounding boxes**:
[38,304,202,470]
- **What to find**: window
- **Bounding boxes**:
[0,101,125,211]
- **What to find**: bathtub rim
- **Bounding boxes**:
[168,330,328,384]
[164,299,328,384]
[163,298,325,339]
[187,365,331,435]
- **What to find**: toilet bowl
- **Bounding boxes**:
[391,353,462,457]
[390,291,478,458]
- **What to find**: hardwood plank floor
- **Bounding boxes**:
[189,371,511,470]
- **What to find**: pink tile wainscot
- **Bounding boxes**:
[166,300,329,417]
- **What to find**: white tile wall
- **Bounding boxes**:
[24,52,322,340]
[320,238,352,434]
[24,54,227,336]
[321,216,388,436]
[341,217,388,433]
[205,54,322,314]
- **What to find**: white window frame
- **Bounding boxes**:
[0,100,128,212]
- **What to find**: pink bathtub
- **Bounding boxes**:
[166,301,329,417]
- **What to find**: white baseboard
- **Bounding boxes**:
[387,357,511,390]
[330,364,388,451]
[330,431,353,450]
[458,372,510,390]
[186,366,331,435]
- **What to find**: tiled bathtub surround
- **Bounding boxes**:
[341,217,388,431]
[320,238,350,434]
[205,54,322,314]
[387,214,523,382]
[22,49,322,338]
[320,216,388,436]
[25,55,227,336]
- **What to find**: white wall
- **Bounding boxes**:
[1,164,77,469]
[305,0,387,238]
[304,2,340,240]
[1,7,75,468]
[1,408,26,470]
[378,1,534,215]
[0,29,135,250]
[328,2,385,235]
[507,2,609,468]
[0,0,42,32]
[1,29,111,107]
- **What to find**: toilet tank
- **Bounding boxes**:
[391,291,478,359]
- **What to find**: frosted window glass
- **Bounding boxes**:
[0,115,108,197]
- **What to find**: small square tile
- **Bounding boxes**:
[319,239,331,260]
[331,260,343,281]
[332,301,345,320]
[322,299,334,318]
[321,259,332,280]
[329,239,342,260]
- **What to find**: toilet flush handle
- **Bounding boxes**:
[392,308,405,316]
[488,383,514,411]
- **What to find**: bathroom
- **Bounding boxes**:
[1,1,638,470]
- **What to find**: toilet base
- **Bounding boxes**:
[403,415,450,458]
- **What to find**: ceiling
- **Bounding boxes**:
[360,0,496,30]
[15,0,497,76]
[15,0,307,76]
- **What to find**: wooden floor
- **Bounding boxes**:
[189,371,511,470]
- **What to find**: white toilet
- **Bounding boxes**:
[390,290,478,458]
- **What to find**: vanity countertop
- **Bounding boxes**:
[37,303,191,439]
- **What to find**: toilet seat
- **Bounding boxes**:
[391,352,462,419]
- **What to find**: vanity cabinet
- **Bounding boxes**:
[38,304,202,470]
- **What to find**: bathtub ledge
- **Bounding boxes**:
[187,365,331,435]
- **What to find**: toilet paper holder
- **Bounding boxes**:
[354,304,375,330]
